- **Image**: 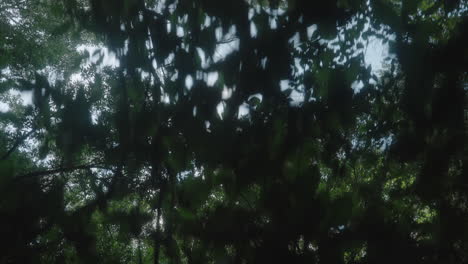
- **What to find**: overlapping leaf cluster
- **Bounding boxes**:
[0,0,467,263]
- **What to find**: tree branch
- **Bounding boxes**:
[216,37,239,44]
[15,164,112,181]
[0,128,36,161]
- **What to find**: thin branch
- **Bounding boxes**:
[0,128,36,161]
[216,37,239,44]
[15,164,112,181]
[239,192,254,210]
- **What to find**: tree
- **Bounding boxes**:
[0,0,467,263]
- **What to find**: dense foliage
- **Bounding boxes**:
[1,0,467,263]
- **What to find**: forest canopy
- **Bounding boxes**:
[0,0,467,263]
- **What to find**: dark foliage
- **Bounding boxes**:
[0,0,467,263]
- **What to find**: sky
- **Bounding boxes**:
[0,12,389,113]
